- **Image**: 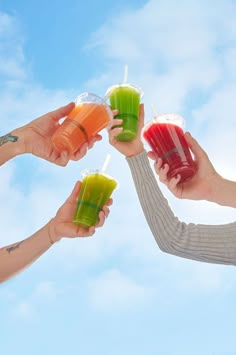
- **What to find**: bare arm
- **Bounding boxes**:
[0,102,102,167]
[0,222,53,282]
[0,181,112,283]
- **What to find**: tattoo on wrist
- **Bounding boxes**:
[6,241,23,253]
[0,133,18,146]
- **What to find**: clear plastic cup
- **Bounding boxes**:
[106,83,143,142]
[142,113,196,183]
[73,169,118,229]
[52,93,112,155]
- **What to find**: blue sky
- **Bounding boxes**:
[1,0,236,354]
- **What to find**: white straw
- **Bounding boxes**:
[123,64,128,83]
[101,153,111,172]
[151,103,159,117]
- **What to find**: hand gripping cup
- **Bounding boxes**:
[142,113,196,183]
[105,65,143,142]
[73,169,118,229]
[52,93,112,155]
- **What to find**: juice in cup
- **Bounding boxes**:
[142,114,195,183]
[73,170,118,229]
[52,93,112,155]
[106,83,143,142]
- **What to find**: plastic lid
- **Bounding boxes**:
[154,113,184,128]
[105,83,143,99]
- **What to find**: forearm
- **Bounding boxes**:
[127,152,236,265]
[0,127,26,166]
[0,220,54,283]
[209,176,236,208]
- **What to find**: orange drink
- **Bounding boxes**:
[52,93,112,155]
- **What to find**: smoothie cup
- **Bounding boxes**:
[73,170,118,229]
[105,83,143,142]
[142,113,196,183]
[52,93,112,155]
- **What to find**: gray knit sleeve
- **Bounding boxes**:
[126,151,236,265]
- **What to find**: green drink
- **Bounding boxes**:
[73,170,118,229]
[106,83,143,141]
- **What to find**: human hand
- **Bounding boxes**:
[108,104,145,157]
[148,132,220,200]
[49,181,112,242]
[22,102,102,166]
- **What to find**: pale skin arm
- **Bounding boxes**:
[0,102,102,167]
[0,181,112,283]
[148,132,236,208]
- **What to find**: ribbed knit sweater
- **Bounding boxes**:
[127,151,236,265]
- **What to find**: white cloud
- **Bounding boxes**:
[0,12,26,80]
[11,281,59,320]
[13,301,35,320]
[87,269,153,312]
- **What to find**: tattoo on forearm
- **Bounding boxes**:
[0,133,18,146]
[6,241,23,253]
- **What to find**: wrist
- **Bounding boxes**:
[11,126,28,156]
[48,218,61,244]
[125,145,145,158]
[207,173,225,203]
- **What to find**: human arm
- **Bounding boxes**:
[127,151,236,265]
[0,102,102,167]
[108,105,236,265]
[149,132,236,208]
[0,181,111,283]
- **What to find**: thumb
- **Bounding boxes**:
[138,103,144,132]
[50,102,75,122]
[184,132,207,161]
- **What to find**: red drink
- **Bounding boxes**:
[142,114,195,183]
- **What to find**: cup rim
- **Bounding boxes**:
[141,113,185,145]
[75,92,113,122]
[154,113,185,128]
[81,169,119,189]
[105,83,144,99]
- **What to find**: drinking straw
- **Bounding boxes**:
[101,153,111,173]
[123,64,128,84]
[151,103,159,117]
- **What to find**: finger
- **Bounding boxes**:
[55,155,69,167]
[93,134,102,142]
[184,132,207,161]
[148,151,158,161]
[71,143,88,161]
[50,102,75,122]
[138,103,144,129]
[108,118,123,130]
[109,127,123,141]
[87,135,102,150]
[158,164,170,183]
[71,227,95,238]
[77,226,95,237]
[102,205,110,218]
[105,198,113,206]
[154,158,163,174]
[168,174,181,191]
[58,150,70,165]
[112,109,119,116]
[96,211,106,228]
